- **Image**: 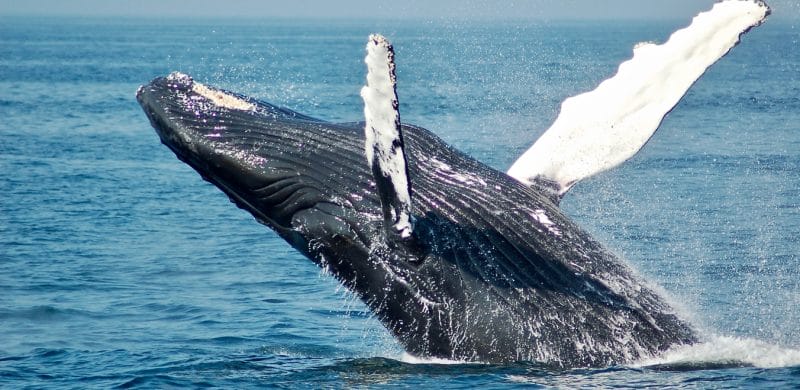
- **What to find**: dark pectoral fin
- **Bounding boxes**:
[360,34,414,242]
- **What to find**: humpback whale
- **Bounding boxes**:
[137,0,769,367]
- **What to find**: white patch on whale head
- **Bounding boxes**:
[192,82,256,111]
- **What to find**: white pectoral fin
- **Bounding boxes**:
[507,0,770,202]
[361,34,414,239]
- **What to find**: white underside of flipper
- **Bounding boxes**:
[507,0,770,200]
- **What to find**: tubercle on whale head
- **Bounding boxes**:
[137,74,321,230]
[137,74,264,173]
[140,72,257,111]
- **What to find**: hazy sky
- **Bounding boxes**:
[1,0,797,21]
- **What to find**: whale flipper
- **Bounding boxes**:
[361,34,414,240]
[507,0,770,202]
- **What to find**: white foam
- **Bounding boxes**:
[399,336,800,369]
[634,335,800,369]
[399,352,471,365]
[507,0,769,197]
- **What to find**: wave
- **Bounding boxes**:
[399,353,471,365]
[635,335,800,369]
[0,305,104,321]
[395,335,800,371]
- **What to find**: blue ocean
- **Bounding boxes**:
[2,14,799,388]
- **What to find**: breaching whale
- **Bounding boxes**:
[137,0,769,367]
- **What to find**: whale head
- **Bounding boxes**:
[137,72,379,247]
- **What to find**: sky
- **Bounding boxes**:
[1,0,797,21]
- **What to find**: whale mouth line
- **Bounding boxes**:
[153,123,294,235]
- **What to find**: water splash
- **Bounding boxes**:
[399,353,470,365]
[635,335,800,369]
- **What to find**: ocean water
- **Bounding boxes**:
[1,14,799,388]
